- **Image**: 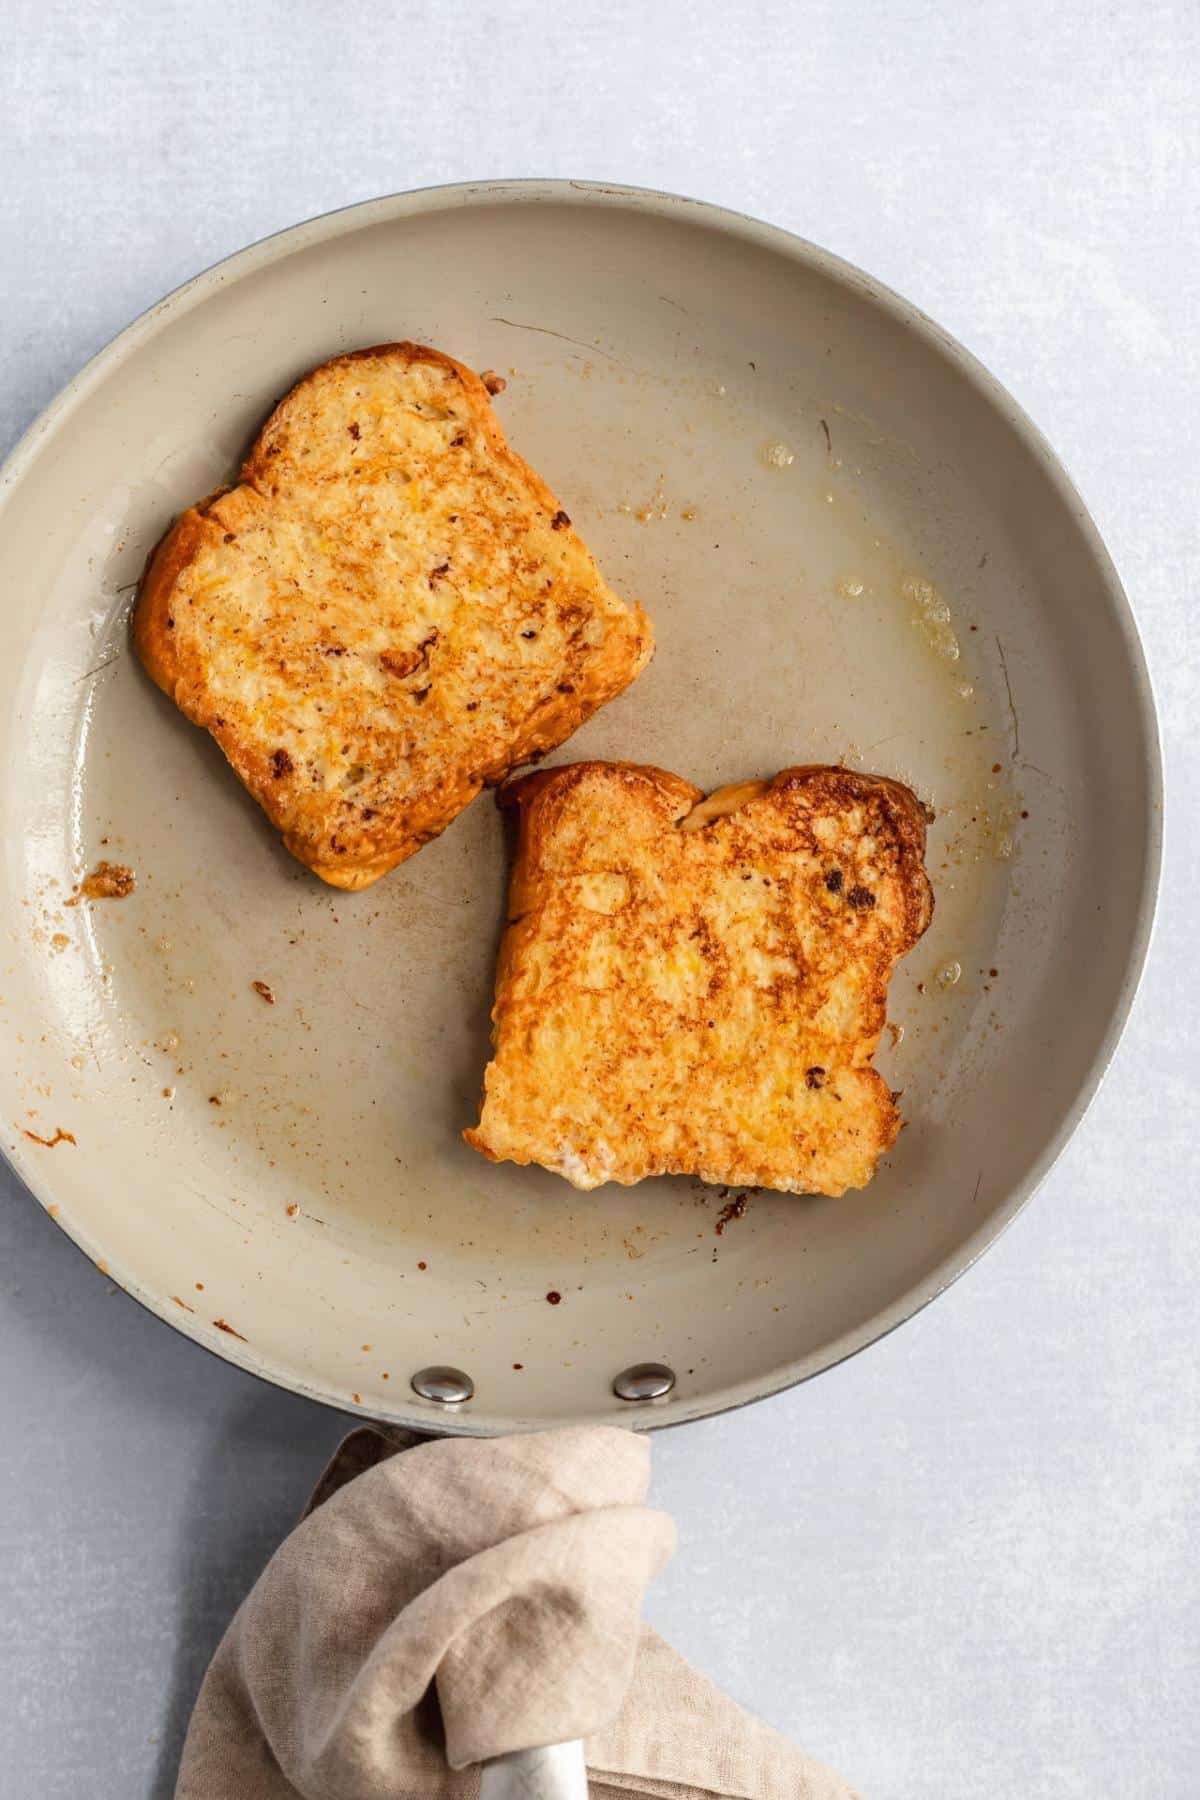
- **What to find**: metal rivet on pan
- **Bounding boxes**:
[411,1366,475,1404]
[612,1362,676,1402]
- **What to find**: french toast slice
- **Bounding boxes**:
[134,344,653,889]
[465,760,933,1197]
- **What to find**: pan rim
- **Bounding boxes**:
[0,177,1164,1433]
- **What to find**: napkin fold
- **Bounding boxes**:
[176,1424,857,1800]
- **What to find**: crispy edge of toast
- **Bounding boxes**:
[132,344,654,890]
[496,757,932,941]
[463,759,934,1187]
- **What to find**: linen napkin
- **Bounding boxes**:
[176,1424,857,1799]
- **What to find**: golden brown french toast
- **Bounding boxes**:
[465,760,933,1196]
[133,344,652,888]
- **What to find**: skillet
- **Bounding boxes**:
[0,181,1161,1431]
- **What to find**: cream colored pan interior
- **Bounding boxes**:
[0,183,1160,1432]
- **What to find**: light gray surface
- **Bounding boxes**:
[1,2,1195,1796]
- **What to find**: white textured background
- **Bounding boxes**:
[2,3,1197,1796]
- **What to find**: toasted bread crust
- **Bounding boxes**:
[134,344,652,888]
[465,760,933,1197]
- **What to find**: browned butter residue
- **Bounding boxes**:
[23,1126,76,1148]
[715,1189,756,1235]
[213,1318,248,1342]
[67,861,136,904]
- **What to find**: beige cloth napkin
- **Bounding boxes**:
[176,1425,857,1799]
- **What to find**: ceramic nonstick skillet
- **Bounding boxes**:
[0,182,1160,1432]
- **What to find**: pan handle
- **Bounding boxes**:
[479,1741,588,1800]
